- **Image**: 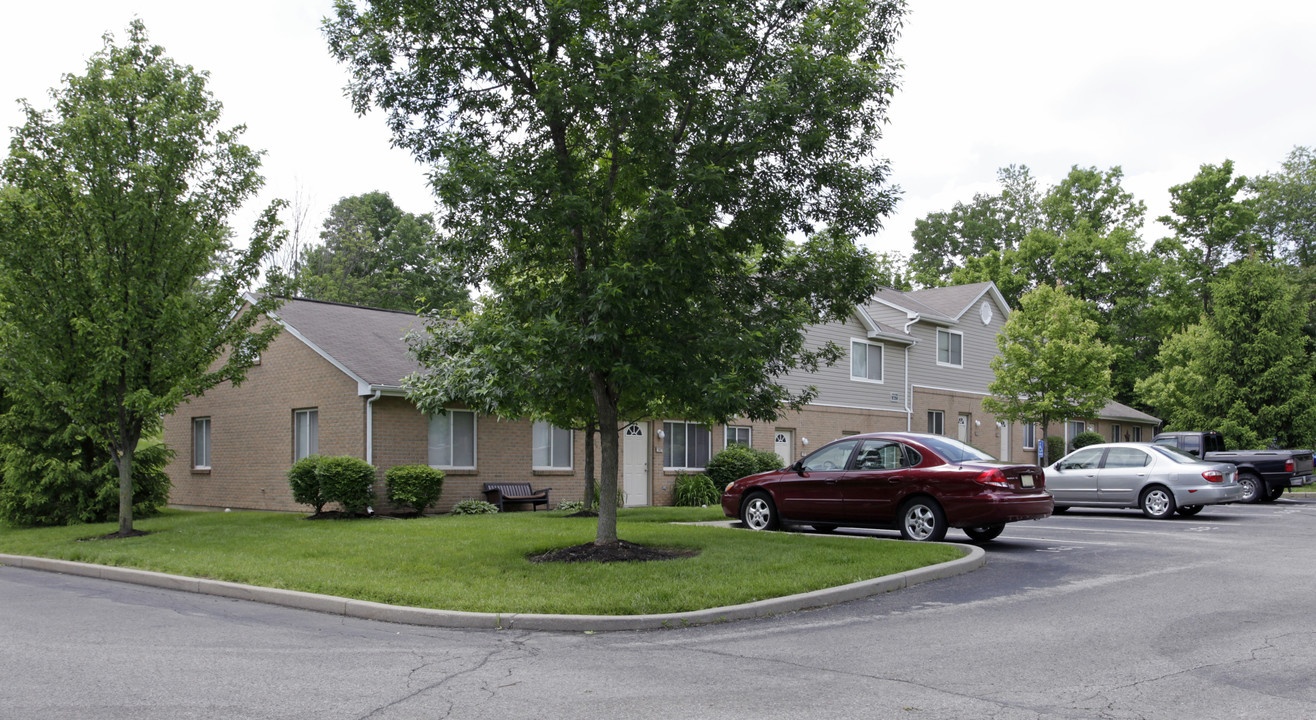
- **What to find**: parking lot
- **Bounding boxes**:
[3,497,1314,719]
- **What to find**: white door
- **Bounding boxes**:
[622,423,649,506]
[1000,422,1010,461]
[957,414,970,444]
[774,429,794,466]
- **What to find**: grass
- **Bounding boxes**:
[0,507,961,615]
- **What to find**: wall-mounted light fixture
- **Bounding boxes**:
[801,438,810,446]
[656,429,665,440]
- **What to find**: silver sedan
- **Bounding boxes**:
[1046,442,1245,518]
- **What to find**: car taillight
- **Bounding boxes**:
[975,468,1010,488]
[1286,459,1295,473]
[1202,470,1224,483]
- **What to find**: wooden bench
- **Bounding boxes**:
[482,482,552,512]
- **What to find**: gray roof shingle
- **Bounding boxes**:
[269,297,422,389]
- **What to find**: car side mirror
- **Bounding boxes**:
[792,460,805,475]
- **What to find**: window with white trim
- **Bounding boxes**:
[430,410,476,468]
[192,417,211,469]
[664,421,711,470]
[1068,420,1086,447]
[850,339,884,383]
[532,421,573,469]
[1110,423,1122,443]
[1022,422,1036,450]
[293,409,318,461]
[725,425,751,448]
[927,410,944,435]
[1132,426,1143,442]
[937,329,963,367]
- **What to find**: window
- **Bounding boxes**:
[850,339,884,382]
[853,440,908,471]
[664,421,711,469]
[1058,447,1104,470]
[927,410,944,435]
[1104,447,1151,468]
[1068,420,1086,446]
[532,421,572,469]
[800,439,857,471]
[725,425,751,448]
[1110,424,1122,443]
[192,417,211,470]
[936,329,963,367]
[293,409,318,461]
[1132,426,1143,442]
[1022,422,1036,450]
[430,410,476,468]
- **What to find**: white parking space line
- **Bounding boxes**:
[1003,522,1235,542]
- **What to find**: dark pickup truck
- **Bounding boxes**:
[1153,431,1314,503]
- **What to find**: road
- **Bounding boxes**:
[2,498,1314,719]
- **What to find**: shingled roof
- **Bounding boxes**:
[261,296,423,392]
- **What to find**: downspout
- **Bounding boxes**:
[905,345,912,431]
[365,389,382,464]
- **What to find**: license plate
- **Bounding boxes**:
[1021,474,1034,488]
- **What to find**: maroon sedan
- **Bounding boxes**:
[721,432,1053,542]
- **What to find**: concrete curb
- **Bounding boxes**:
[0,544,985,632]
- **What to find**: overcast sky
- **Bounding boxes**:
[3,1,1314,261]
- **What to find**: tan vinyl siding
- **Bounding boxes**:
[907,294,1009,395]
[779,313,908,414]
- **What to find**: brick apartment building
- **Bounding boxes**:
[163,284,1159,513]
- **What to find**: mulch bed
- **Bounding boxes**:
[529,539,699,564]
[79,529,152,541]
[564,509,599,518]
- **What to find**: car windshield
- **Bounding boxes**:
[1151,444,1209,464]
[919,435,995,463]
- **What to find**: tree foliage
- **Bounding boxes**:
[1136,258,1316,449]
[981,283,1113,450]
[1250,145,1316,267]
[297,191,469,313]
[0,22,283,534]
[328,0,907,545]
[1158,160,1258,313]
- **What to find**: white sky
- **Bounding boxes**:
[3,1,1314,260]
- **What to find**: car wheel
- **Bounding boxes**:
[898,497,948,542]
[1177,504,1204,517]
[1052,506,1070,514]
[811,524,838,533]
[1265,486,1285,502]
[740,492,779,531]
[963,524,1005,542]
[1140,485,1176,519]
[1236,473,1263,504]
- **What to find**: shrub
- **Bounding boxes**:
[1045,435,1066,464]
[1072,431,1105,450]
[672,472,719,507]
[384,464,445,515]
[287,454,328,513]
[0,438,172,527]
[591,482,626,509]
[556,500,586,512]
[316,456,376,515]
[706,445,781,491]
[451,499,499,515]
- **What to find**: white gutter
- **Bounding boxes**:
[365,390,382,464]
[904,345,912,431]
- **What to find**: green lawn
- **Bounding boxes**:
[0,507,961,615]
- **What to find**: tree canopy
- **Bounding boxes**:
[327,0,906,546]
[297,191,470,313]
[0,21,284,534]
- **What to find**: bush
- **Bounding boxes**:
[591,482,626,509]
[316,456,376,515]
[706,444,782,491]
[672,472,719,507]
[451,499,499,515]
[1072,431,1105,450]
[556,500,586,512]
[288,454,327,513]
[0,438,172,527]
[384,464,445,514]
[1045,435,1066,464]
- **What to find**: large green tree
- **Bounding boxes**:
[1158,160,1257,313]
[1136,258,1316,449]
[0,22,283,535]
[327,0,904,547]
[298,191,469,312]
[982,283,1113,457]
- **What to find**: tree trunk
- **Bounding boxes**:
[590,372,620,546]
[117,441,135,536]
[583,422,596,506]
